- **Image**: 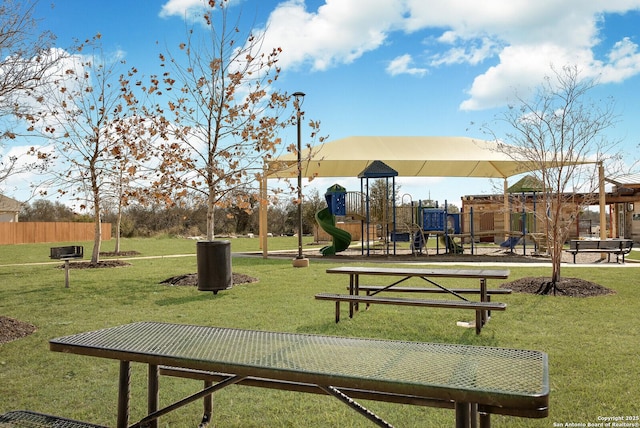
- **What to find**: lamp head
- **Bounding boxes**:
[292,91,306,106]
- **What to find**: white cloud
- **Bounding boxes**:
[160,0,640,110]
[431,35,501,66]
[460,43,577,111]
[159,0,207,19]
[159,0,244,20]
[598,37,640,82]
[259,0,405,71]
[386,54,427,77]
[0,143,56,201]
[401,0,640,110]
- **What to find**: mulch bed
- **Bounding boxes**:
[0,316,37,345]
[53,251,142,269]
[57,260,132,268]
[501,276,614,297]
[160,273,258,286]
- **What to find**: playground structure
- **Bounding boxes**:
[316,174,565,257]
[316,176,470,256]
[312,166,639,259]
[314,162,497,257]
[315,184,352,256]
[316,187,478,256]
[315,183,637,257]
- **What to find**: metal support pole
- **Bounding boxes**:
[148,364,159,428]
[297,108,303,259]
[292,91,309,267]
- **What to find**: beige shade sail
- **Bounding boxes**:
[266,136,539,179]
[259,135,599,258]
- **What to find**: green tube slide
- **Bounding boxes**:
[315,207,352,256]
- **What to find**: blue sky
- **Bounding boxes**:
[5,0,640,207]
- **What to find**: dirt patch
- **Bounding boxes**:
[100,251,141,257]
[160,273,258,286]
[58,260,132,269]
[52,251,140,269]
[501,276,615,297]
[0,316,37,345]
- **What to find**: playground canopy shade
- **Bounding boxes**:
[259,135,600,257]
[266,136,543,179]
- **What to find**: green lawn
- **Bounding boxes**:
[0,237,638,427]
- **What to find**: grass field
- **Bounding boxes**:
[1,236,639,427]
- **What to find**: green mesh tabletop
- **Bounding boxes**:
[326,267,510,279]
[0,411,106,428]
[50,322,548,417]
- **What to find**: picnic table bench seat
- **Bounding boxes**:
[315,293,506,334]
[0,410,106,428]
[355,287,511,322]
[565,239,633,263]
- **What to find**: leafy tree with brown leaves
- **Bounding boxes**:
[153,0,297,241]
[0,0,64,196]
[20,35,155,263]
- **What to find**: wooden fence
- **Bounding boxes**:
[0,222,111,245]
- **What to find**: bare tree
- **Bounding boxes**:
[0,0,63,195]
[154,0,295,241]
[490,65,621,294]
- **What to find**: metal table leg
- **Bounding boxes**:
[455,402,471,428]
[148,364,159,428]
[200,380,213,427]
[117,361,130,428]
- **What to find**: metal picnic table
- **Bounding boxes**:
[49,322,548,428]
[325,266,510,328]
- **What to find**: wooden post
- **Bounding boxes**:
[503,179,510,242]
[259,170,269,259]
[599,163,607,261]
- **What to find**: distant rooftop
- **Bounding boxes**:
[606,173,640,186]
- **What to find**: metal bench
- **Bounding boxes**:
[566,239,633,263]
[315,293,506,334]
[357,286,511,320]
[0,410,105,428]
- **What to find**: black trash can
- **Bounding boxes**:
[197,240,232,294]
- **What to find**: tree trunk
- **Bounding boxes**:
[91,179,102,263]
[91,204,102,263]
[114,203,121,254]
[537,225,563,295]
[206,195,215,241]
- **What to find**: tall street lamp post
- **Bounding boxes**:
[292,91,309,268]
